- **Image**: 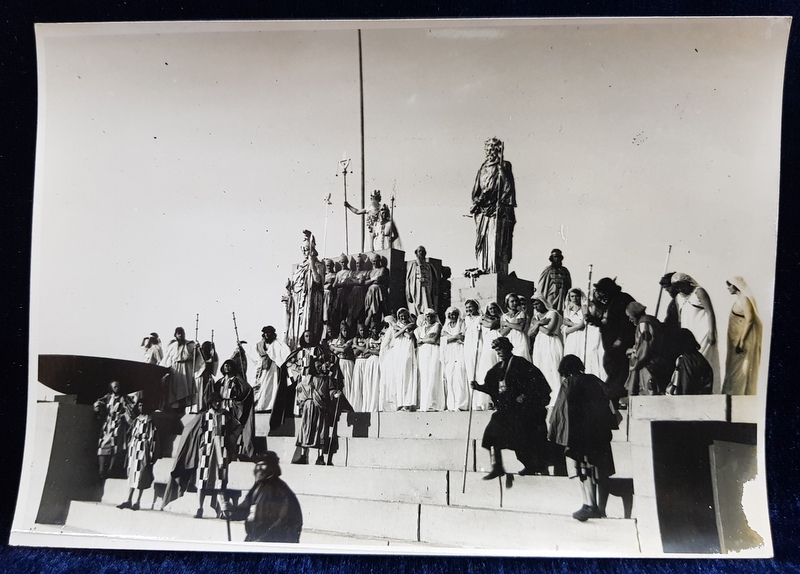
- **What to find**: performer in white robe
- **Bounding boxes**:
[160,327,204,409]
[440,307,470,411]
[351,324,373,412]
[562,288,606,379]
[722,276,762,396]
[379,316,398,412]
[328,321,356,409]
[672,273,721,393]
[474,302,503,410]
[360,324,383,412]
[529,295,564,406]
[462,299,483,388]
[500,293,531,361]
[252,326,290,412]
[393,308,419,411]
[416,309,444,412]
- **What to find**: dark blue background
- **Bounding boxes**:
[2,2,798,572]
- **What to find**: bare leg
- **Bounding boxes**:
[196,489,206,518]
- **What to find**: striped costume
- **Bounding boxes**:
[95,393,134,456]
[197,409,232,490]
[126,414,158,489]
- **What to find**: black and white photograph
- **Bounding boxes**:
[10,17,787,557]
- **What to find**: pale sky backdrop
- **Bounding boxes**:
[32,19,788,391]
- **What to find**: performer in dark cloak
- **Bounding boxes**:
[666,328,713,395]
[470,337,551,479]
[222,452,303,543]
[584,277,636,406]
[294,351,343,465]
[549,355,617,522]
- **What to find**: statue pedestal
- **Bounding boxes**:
[450,272,536,312]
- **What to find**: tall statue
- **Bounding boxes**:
[282,230,325,350]
[470,137,516,276]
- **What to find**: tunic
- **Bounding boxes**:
[210,374,255,460]
[126,414,159,490]
[625,315,671,396]
[198,408,235,489]
[296,374,336,450]
[95,393,135,456]
[548,373,616,479]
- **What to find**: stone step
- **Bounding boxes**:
[418,504,641,553]
[227,464,449,506]
[256,410,630,441]
[449,472,631,519]
[345,437,476,471]
[65,501,412,547]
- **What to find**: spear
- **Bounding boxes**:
[337,158,352,254]
[654,245,673,318]
[583,265,593,364]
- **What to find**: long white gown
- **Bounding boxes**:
[393,322,419,409]
[379,326,397,412]
[502,310,532,361]
[416,322,444,411]
[440,319,470,411]
[531,310,564,407]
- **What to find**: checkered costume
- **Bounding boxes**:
[126,414,158,489]
[197,409,231,489]
[95,393,134,456]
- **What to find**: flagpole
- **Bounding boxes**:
[358,29,366,253]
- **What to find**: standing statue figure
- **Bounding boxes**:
[345,190,382,251]
[283,230,325,350]
[470,137,516,276]
[406,245,439,320]
[372,204,399,250]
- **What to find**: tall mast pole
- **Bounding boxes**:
[358,29,366,253]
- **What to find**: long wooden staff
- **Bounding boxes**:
[192,314,199,411]
[462,324,483,493]
[583,265,593,364]
[654,245,673,318]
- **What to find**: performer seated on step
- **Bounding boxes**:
[470,337,551,479]
[221,451,303,543]
[548,355,617,522]
[117,398,160,511]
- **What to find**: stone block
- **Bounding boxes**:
[377,411,492,440]
[629,395,727,422]
[345,437,474,471]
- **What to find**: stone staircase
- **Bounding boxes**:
[61,410,643,554]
